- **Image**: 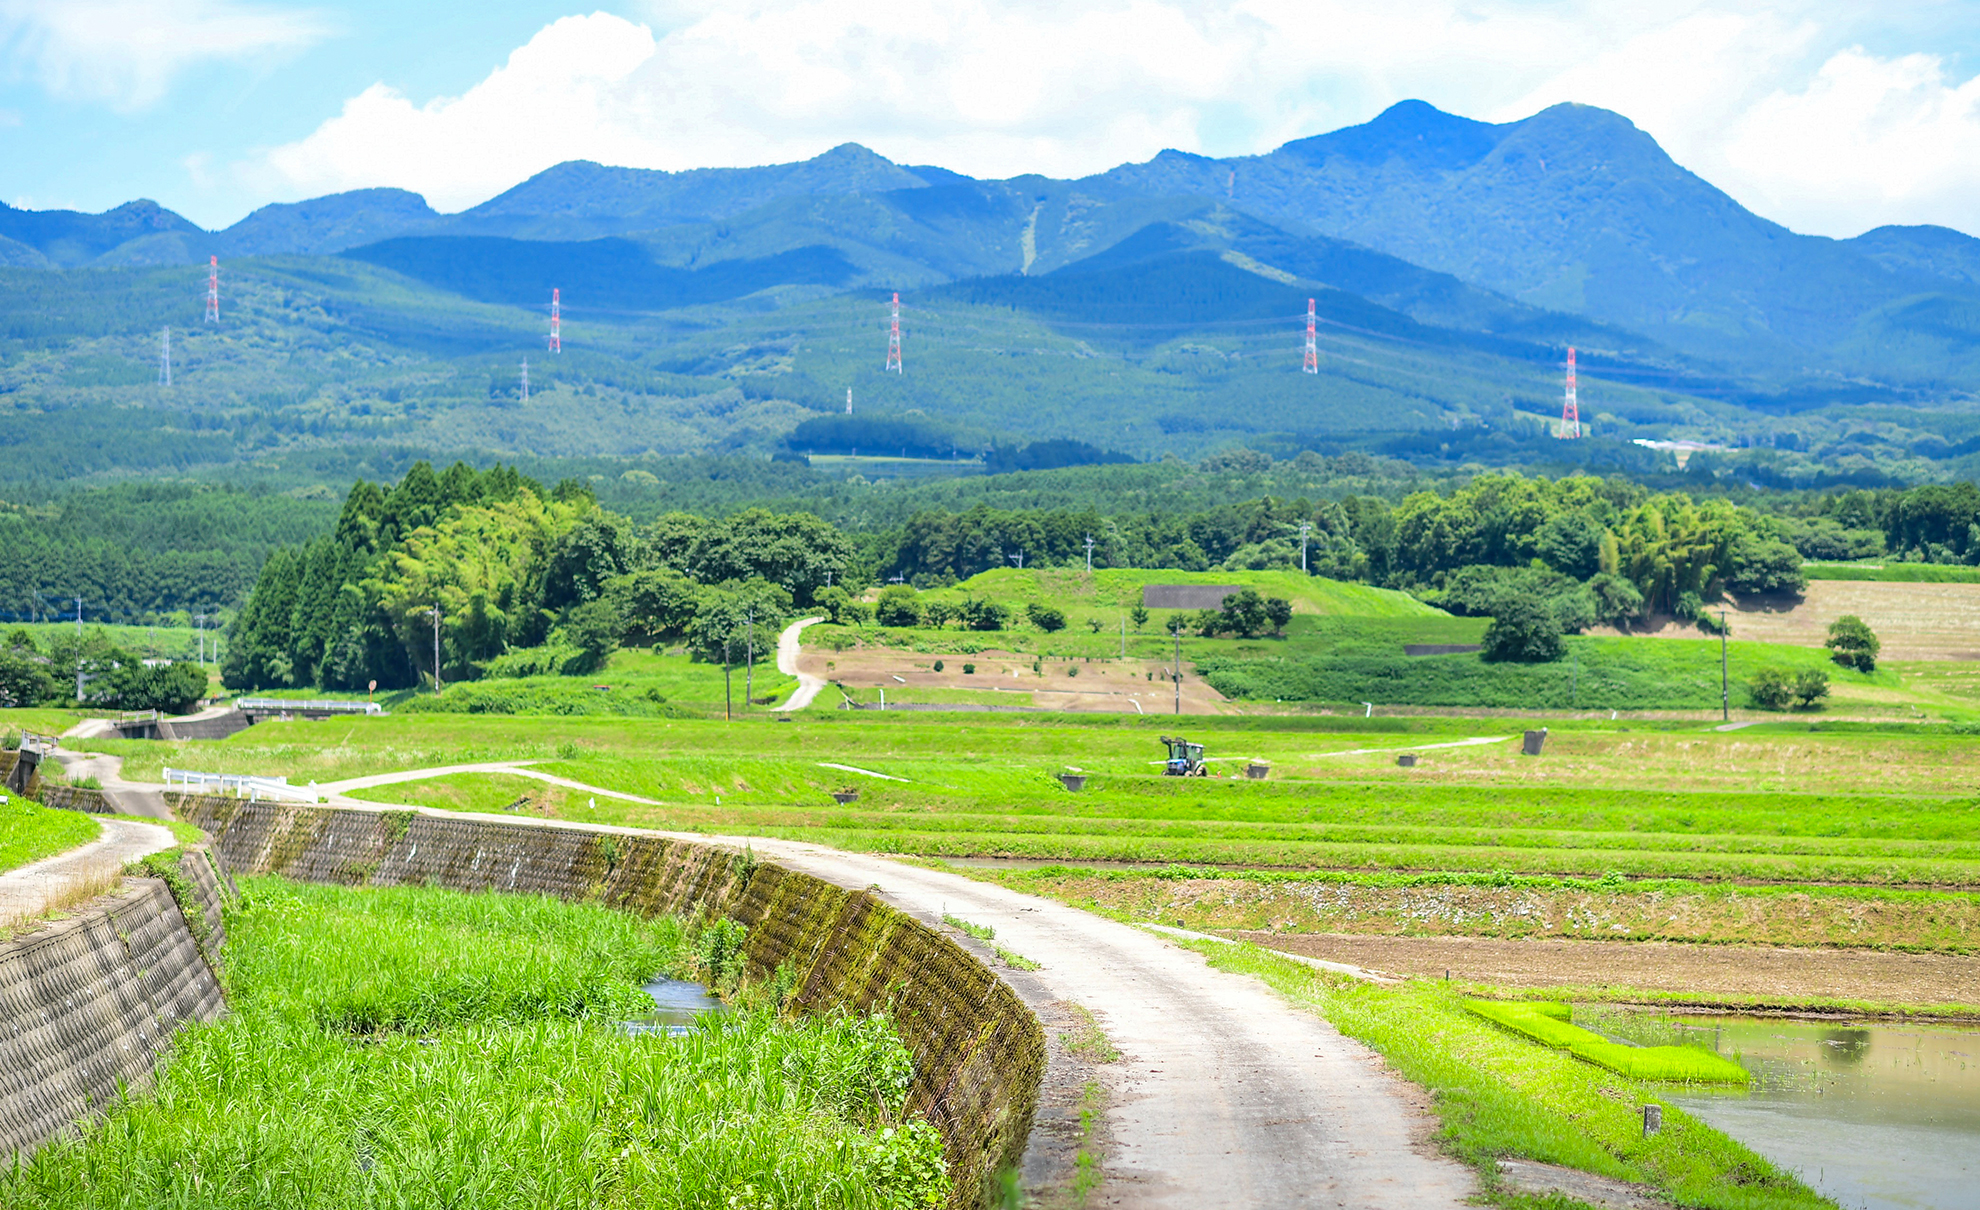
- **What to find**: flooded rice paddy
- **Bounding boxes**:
[1580,1008,1980,1210]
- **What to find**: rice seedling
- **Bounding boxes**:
[1465,1000,1750,1084]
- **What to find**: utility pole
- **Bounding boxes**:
[1084,534,1095,573]
[194,613,208,664]
[1299,522,1312,574]
[1120,613,1126,658]
[1720,611,1729,721]
[74,597,84,703]
[723,639,733,721]
[1172,619,1182,715]
[745,608,755,709]
[1008,551,1025,570]
[426,605,442,693]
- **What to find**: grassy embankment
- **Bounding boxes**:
[88,711,1980,955]
[1802,563,1980,582]
[0,878,948,1209]
[244,645,799,719]
[802,568,1918,715]
[0,797,99,874]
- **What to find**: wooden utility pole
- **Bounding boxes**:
[1720,611,1729,721]
[427,605,442,693]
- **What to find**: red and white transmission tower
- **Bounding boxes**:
[204,256,219,323]
[548,288,561,353]
[1302,298,1318,374]
[884,292,902,373]
[1558,346,1582,438]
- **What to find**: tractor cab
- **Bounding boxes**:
[1159,735,1207,777]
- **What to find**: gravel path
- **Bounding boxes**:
[0,817,174,927]
[765,617,827,712]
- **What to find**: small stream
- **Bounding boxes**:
[622,976,727,1037]
[1578,1008,1980,1210]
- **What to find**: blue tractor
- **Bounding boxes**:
[1160,735,1207,777]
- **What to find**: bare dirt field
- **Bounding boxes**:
[798,645,1234,714]
[1239,930,1980,1008]
[1593,579,1980,660]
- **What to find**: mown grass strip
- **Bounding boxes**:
[0,797,100,875]
[1464,1000,1750,1085]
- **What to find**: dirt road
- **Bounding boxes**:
[0,817,175,928]
[767,617,827,712]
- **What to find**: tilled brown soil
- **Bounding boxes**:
[1236,930,1980,1008]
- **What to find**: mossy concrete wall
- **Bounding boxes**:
[178,797,1045,1206]
[0,848,229,1167]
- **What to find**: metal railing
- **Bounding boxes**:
[235,698,383,716]
[163,767,319,802]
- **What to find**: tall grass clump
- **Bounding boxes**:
[0,877,950,1209]
[1465,999,1749,1084]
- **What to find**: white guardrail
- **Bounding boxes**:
[236,698,383,715]
[164,768,319,802]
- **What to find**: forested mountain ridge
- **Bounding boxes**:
[8,98,1980,493]
[14,97,1980,392]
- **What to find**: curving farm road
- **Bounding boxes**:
[82,736,1477,1205]
[765,616,828,712]
[301,764,1476,1207]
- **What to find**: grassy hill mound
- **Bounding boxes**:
[930,567,1437,620]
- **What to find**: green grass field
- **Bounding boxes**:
[0,878,949,1209]
[0,797,98,874]
[97,710,1980,957]
[1803,562,1980,583]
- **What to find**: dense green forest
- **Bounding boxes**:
[224,451,1980,693]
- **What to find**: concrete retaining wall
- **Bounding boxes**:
[37,785,115,815]
[178,797,1045,1206]
[0,849,229,1166]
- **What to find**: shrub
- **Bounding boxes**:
[1480,595,1565,663]
[961,663,975,675]
[958,598,1008,631]
[561,598,623,675]
[932,659,944,673]
[923,600,957,630]
[1130,605,1149,630]
[1748,666,1794,710]
[1026,603,1067,632]
[1826,614,1880,671]
[1086,618,1104,633]
[1587,572,1643,628]
[1793,667,1831,708]
[875,585,922,628]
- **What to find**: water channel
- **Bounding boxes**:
[623,975,728,1037]
[1578,1008,1980,1210]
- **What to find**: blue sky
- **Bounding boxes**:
[4,1,1980,238]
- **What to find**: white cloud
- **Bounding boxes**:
[1714,48,1980,236]
[246,1,1980,236]
[0,0,330,110]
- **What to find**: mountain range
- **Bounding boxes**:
[4,98,1980,491]
[10,99,1980,390]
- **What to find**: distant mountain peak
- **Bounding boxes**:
[1281,99,1504,169]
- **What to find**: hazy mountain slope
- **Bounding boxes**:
[1851,225,1980,289]
[447,144,934,239]
[342,235,863,310]
[0,200,206,268]
[1095,100,1978,369]
[221,188,442,255]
